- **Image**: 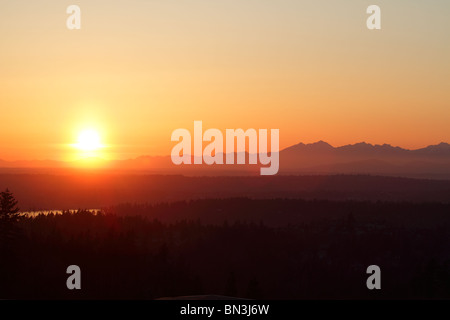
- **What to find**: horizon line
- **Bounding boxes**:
[0,140,449,163]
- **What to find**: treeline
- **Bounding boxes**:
[103,198,450,228]
[1,198,450,299]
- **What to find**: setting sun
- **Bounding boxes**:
[75,129,103,152]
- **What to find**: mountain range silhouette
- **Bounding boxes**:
[1,141,450,179]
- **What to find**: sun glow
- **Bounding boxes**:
[75,129,103,152]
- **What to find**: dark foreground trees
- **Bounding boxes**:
[1,198,450,299]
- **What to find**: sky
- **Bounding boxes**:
[0,0,449,161]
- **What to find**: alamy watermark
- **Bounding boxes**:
[66,5,81,30]
[66,4,381,30]
[366,265,381,290]
[171,121,279,175]
[66,265,81,290]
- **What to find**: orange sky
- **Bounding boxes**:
[0,1,449,161]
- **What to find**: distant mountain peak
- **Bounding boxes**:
[313,140,333,146]
[339,142,403,152]
[436,142,450,147]
[416,142,450,154]
[300,140,332,149]
[282,140,333,153]
[423,142,450,147]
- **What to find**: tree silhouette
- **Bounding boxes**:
[0,188,20,222]
[0,189,21,297]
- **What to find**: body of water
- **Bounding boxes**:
[20,209,101,217]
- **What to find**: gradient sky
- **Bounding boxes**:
[0,0,449,161]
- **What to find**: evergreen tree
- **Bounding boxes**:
[0,189,21,297]
[0,188,20,222]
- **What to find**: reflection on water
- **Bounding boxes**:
[20,209,101,217]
